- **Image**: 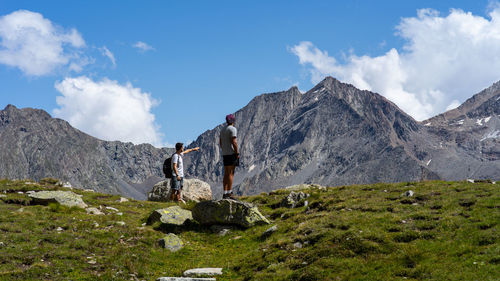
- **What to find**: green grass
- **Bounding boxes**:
[0,179,498,280]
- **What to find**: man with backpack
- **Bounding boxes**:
[219,114,239,199]
[164,142,200,203]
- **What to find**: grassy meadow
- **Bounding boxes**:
[0,179,498,280]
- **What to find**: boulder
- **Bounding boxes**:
[148,179,212,202]
[280,191,310,208]
[28,191,88,208]
[147,206,193,226]
[192,199,270,228]
[261,225,278,239]
[158,233,184,252]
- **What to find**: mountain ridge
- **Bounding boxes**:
[2,76,500,198]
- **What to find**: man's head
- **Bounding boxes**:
[226,114,236,124]
[175,142,184,152]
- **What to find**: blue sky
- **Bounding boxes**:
[1,0,499,147]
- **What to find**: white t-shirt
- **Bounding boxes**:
[171,152,184,178]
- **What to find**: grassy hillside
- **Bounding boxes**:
[0,179,498,280]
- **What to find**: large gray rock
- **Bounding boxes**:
[192,199,270,228]
[158,233,184,252]
[148,179,212,202]
[147,206,193,226]
[28,191,88,208]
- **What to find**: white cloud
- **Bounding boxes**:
[132,41,154,52]
[0,10,86,76]
[53,76,165,147]
[291,5,500,120]
[99,46,116,67]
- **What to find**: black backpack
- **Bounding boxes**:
[163,156,173,178]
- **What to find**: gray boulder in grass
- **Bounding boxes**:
[158,233,184,252]
[148,179,212,202]
[147,206,193,226]
[28,190,88,208]
[192,199,270,228]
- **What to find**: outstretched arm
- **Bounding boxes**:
[183,147,200,155]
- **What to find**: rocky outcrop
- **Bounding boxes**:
[280,191,310,208]
[192,199,270,228]
[148,179,212,202]
[28,190,88,208]
[147,206,193,226]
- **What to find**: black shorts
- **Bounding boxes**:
[223,154,240,166]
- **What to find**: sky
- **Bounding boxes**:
[1,0,500,147]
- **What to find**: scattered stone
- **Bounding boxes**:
[118,197,129,203]
[0,242,5,247]
[402,190,414,197]
[86,207,104,215]
[192,199,270,228]
[28,190,88,208]
[83,189,94,192]
[147,206,193,227]
[17,191,24,194]
[158,233,184,252]
[467,179,475,183]
[106,206,119,212]
[62,182,72,188]
[0,194,6,198]
[261,225,278,239]
[116,221,126,226]
[157,277,216,281]
[116,212,123,216]
[183,268,223,277]
[56,227,63,232]
[280,191,310,208]
[231,236,242,240]
[293,242,303,249]
[210,225,231,236]
[93,222,99,228]
[148,179,212,202]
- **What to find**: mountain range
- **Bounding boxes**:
[1,76,499,199]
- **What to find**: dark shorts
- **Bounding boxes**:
[223,154,240,166]
[170,177,184,190]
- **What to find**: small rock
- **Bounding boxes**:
[17,191,24,194]
[83,189,94,192]
[0,194,6,198]
[93,222,99,228]
[261,225,278,239]
[56,227,63,232]
[232,236,242,240]
[116,221,126,226]
[293,242,303,249]
[192,199,270,228]
[86,207,104,215]
[183,268,223,277]
[467,179,475,183]
[147,206,193,226]
[106,206,119,212]
[402,190,414,197]
[116,212,123,216]
[280,191,310,208]
[118,197,129,203]
[62,182,72,188]
[0,242,5,247]
[210,225,231,236]
[158,233,184,252]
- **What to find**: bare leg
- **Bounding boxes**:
[170,190,176,201]
[227,166,235,191]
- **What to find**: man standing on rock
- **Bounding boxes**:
[171,142,200,203]
[219,114,239,199]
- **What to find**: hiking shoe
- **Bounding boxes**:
[223,193,238,200]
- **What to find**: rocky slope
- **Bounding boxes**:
[0,105,173,199]
[186,77,441,196]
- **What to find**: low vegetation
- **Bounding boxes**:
[0,178,498,280]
